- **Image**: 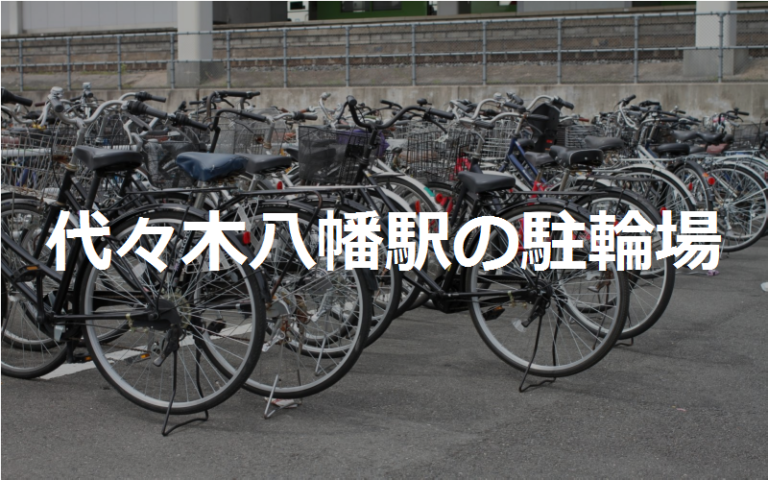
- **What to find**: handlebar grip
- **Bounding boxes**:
[238,111,268,122]
[380,99,402,110]
[125,101,168,120]
[135,92,167,103]
[738,111,750,116]
[426,107,455,120]
[503,101,524,111]
[1,88,34,107]
[176,113,211,131]
[505,93,523,104]
[482,109,500,117]
[49,96,65,113]
[217,90,259,99]
[559,100,575,110]
[676,109,687,114]
[474,120,494,130]
[301,113,318,121]
[622,94,637,104]
[346,96,357,108]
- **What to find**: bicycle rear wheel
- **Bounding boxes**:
[576,190,675,340]
[78,209,265,415]
[237,203,373,399]
[466,203,628,377]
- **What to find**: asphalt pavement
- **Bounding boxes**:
[2,238,767,478]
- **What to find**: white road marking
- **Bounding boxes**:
[39,323,253,380]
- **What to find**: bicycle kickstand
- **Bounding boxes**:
[161,342,209,436]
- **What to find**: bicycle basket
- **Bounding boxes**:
[214,112,294,155]
[556,124,602,149]
[730,123,762,149]
[143,131,205,188]
[406,126,475,184]
[297,125,369,185]
[1,122,80,198]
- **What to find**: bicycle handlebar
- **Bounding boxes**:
[49,96,65,113]
[125,100,168,120]
[134,92,167,103]
[215,90,260,99]
[346,95,453,131]
[619,94,636,105]
[380,99,402,110]
[552,97,574,110]
[1,88,33,107]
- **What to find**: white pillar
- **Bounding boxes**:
[8,1,23,36]
[684,1,744,77]
[695,1,737,48]
[177,1,213,61]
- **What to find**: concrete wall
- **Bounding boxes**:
[12,2,178,34]
[17,83,768,121]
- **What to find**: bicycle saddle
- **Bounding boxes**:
[177,152,291,182]
[243,155,292,175]
[73,146,143,173]
[457,171,516,194]
[697,132,724,145]
[525,151,557,168]
[654,143,690,155]
[672,130,699,143]
[548,146,604,169]
[583,136,624,151]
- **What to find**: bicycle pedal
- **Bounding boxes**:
[71,352,93,364]
[12,265,45,283]
[483,306,505,321]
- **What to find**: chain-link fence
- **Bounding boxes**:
[2,9,766,91]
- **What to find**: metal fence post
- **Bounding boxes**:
[117,35,122,90]
[170,33,175,89]
[18,39,23,92]
[633,16,639,84]
[556,18,562,84]
[482,21,488,86]
[411,24,416,86]
[66,37,72,91]
[718,13,724,83]
[283,29,288,88]
[226,31,232,89]
[345,26,351,88]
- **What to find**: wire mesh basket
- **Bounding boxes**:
[556,124,602,148]
[730,122,763,150]
[479,119,517,164]
[389,118,443,140]
[81,113,133,148]
[142,130,206,189]
[297,125,369,185]
[214,112,294,156]
[405,126,475,184]
[1,122,79,198]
